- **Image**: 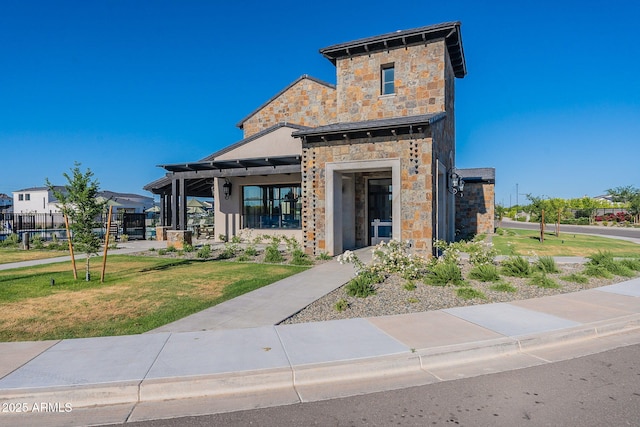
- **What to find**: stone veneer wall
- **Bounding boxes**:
[455,182,495,238]
[334,40,447,122]
[241,78,337,138]
[302,130,436,258]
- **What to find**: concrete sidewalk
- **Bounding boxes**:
[0,243,639,426]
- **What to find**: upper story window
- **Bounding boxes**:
[381,64,395,95]
[18,194,24,201]
[25,194,30,201]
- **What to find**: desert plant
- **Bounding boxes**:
[500,256,532,277]
[316,252,332,261]
[620,258,640,271]
[468,263,501,282]
[456,287,486,300]
[586,250,635,277]
[560,273,589,284]
[424,261,464,286]
[183,243,194,253]
[290,249,313,266]
[334,299,349,312]
[407,297,420,304]
[403,281,417,291]
[529,272,560,289]
[535,256,560,273]
[345,274,377,298]
[218,242,239,260]
[490,282,517,293]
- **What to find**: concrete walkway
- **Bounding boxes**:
[0,242,639,426]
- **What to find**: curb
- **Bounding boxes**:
[3,314,640,415]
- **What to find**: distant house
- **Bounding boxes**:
[12,187,154,214]
[145,22,495,256]
[0,193,11,212]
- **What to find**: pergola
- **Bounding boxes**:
[144,155,301,230]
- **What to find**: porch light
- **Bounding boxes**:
[448,170,465,196]
[223,179,232,199]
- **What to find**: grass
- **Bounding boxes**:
[0,248,69,264]
[492,228,640,257]
[0,255,308,341]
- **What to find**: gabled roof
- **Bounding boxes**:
[320,22,467,78]
[236,75,335,129]
[292,113,446,143]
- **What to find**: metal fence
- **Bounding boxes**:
[0,212,148,241]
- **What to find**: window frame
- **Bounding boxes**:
[242,184,302,229]
[381,63,395,95]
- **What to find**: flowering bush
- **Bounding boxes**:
[371,240,427,280]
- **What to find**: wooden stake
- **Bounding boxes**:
[101,205,113,283]
[64,213,77,280]
[540,209,545,243]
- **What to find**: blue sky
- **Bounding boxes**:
[1,0,639,207]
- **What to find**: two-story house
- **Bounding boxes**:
[145,22,495,256]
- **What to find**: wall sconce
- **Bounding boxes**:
[222,179,232,199]
[448,170,465,196]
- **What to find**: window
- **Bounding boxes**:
[25,194,30,201]
[243,184,302,229]
[18,194,24,201]
[381,64,395,95]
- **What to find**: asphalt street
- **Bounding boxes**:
[123,342,640,427]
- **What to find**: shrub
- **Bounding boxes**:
[371,240,427,280]
[166,245,177,252]
[583,264,614,278]
[196,244,211,259]
[345,274,377,298]
[244,245,258,257]
[120,234,129,243]
[425,261,464,286]
[230,235,242,244]
[264,239,284,263]
[490,282,517,293]
[218,242,238,260]
[529,272,560,289]
[535,256,560,274]
[30,234,45,249]
[456,287,486,300]
[501,256,532,277]
[158,249,167,256]
[407,297,420,304]
[586,250,635,277]
[468,264,501,282]
[183,243,194,253]
[403,281,417,291]
[560,273,589,284]
[316,252,332,261]
[334,299,349,312]
[291,249,313,266]
[620,258,640,272]
[0,233,20,247]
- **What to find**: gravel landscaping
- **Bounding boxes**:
[280,260,636,325]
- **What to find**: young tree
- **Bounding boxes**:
[46,163,106,281]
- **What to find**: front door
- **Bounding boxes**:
[368,178,392,245]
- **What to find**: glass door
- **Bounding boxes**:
[368,178,392,245]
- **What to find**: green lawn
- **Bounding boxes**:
[0,248,69,264]
[0,255,308,341]
[493,228,640,257]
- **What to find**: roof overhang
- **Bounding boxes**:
[158,155,301,173]
[292,113,445,143]
[320,21,466,78]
